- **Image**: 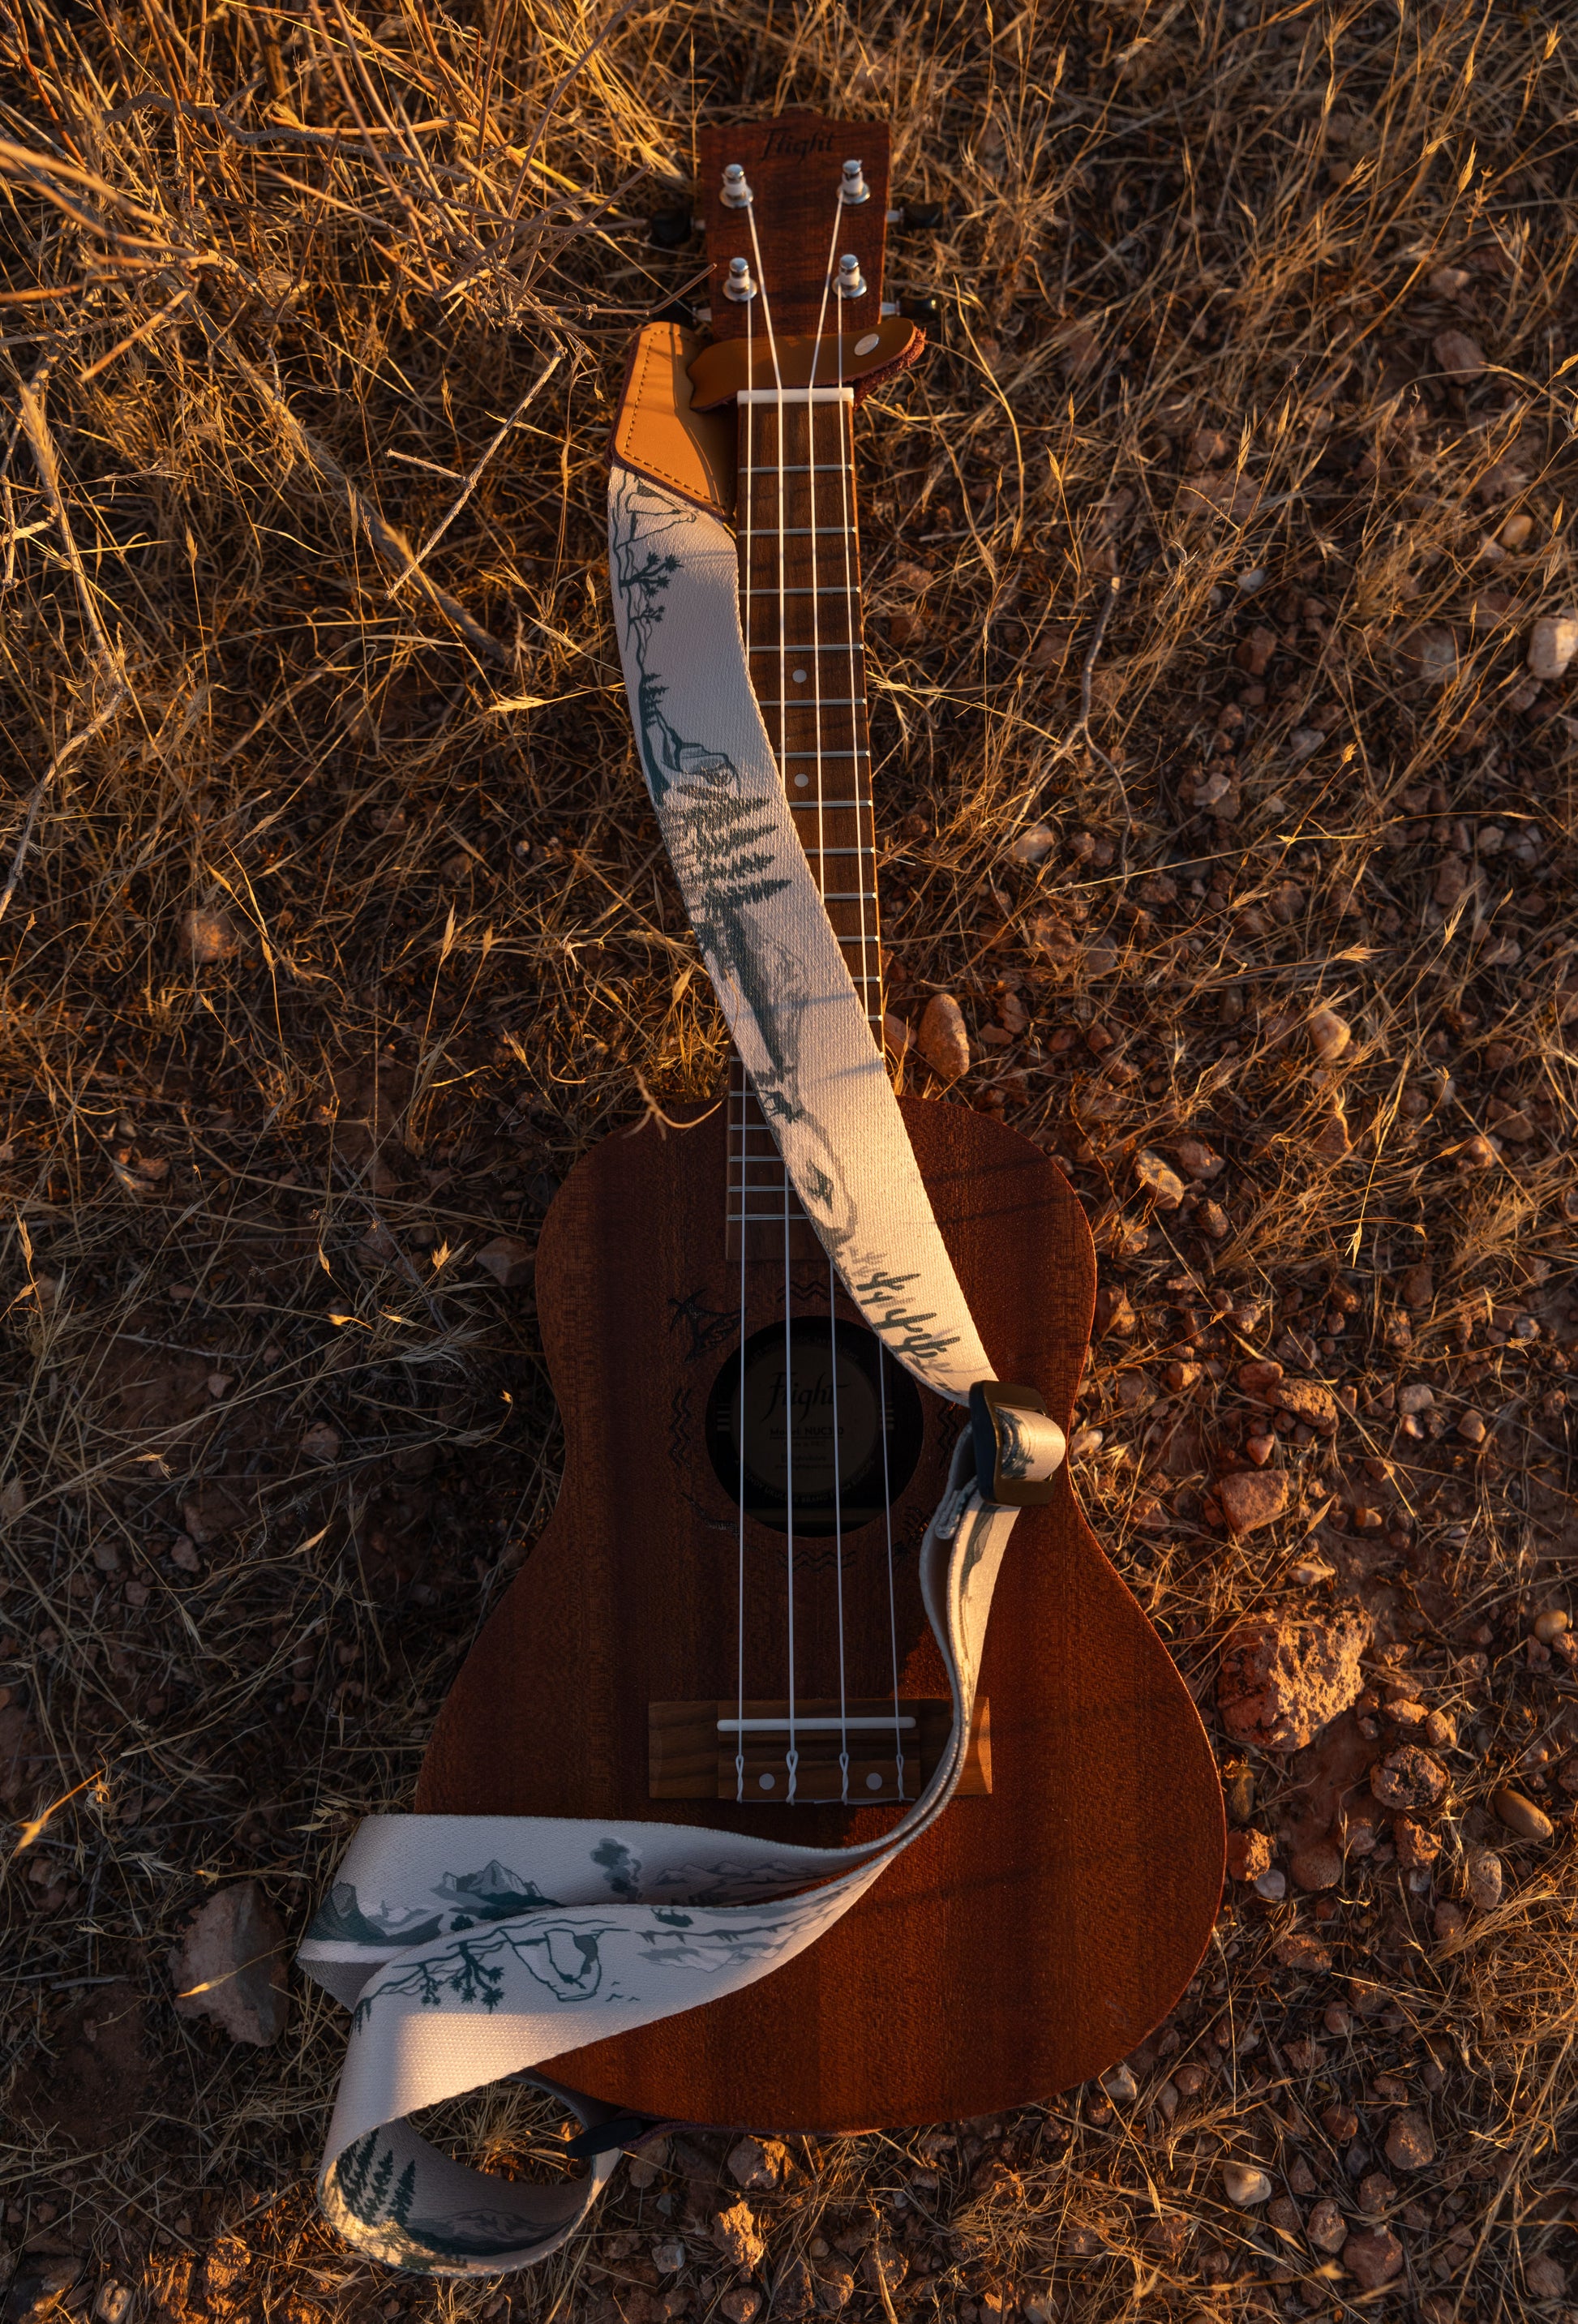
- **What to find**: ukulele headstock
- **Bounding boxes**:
[696,113,892,349]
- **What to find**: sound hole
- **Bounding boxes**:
[705,1318,924,1536]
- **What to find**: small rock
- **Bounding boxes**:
[1273,1932,1332,1972]
[1357,2170,1396,2215]
[1217,1469,1289,1537]
[1008,821,1058,865]
[1370,1747,1448,1812]
[711,2201,766,2273]
[1398,1380,1434,1413]
[1394,1818,1440,1871]
[1172,1136,1224,1178]
[1434,854,1469,910]
[1307,1005,1351,1061]
[813,2260,855,2311]
[95,2286,133,2324]
[169,1881,290,2045]
[1434,328,1487,381]
[1222,2162,1273,2207]
[860,2244,907,2297]
[652,2240,686,2275]
[1429,264,1470,297]
[727,2135,791,2191]
[1217,1607,1372,1752]
[1289,726,1325,759]
[881,1010,912,1061]
[1457,1409,1487,1445]
[1527,613,1578,680]
[1342,2224,1404,2292]
[1533,1609,1570,1644]
[1307,2198,1347,2254]
[5,2260,83,2323]
[917,993,971,1081]
[1289,1556,1334,1584]
[1434,1898,1468,1940]
[1423,1708,1457,1751]
[1254,1867,1287,1901]
[720,2294,761,2324]
[1464,1846,1503,1910]
[1527,2255,1567,2300]
[1290,1841,1344,1893]
[180,905,243,963]
[360,1219,401,1265]
[1385,2109,1435,2171]
[1493,1787,1554,1842]
[476,1234,534,1289]
[1271,1379,1340,1434]
[1100,2062,1138,2103]
[299,1420,341,1464]
[1238,1358,1284,1394]
[1225,1828,1274,1882]
[1134,1148,1185,1209]
[1174,2063,1208,2095]
[1407,624,1460,687]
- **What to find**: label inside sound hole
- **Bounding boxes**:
[706,1317,924,1535]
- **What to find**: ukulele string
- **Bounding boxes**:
[733,288,760,1807]
[744,199,800,1803]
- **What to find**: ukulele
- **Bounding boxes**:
[414,114,1224,2133]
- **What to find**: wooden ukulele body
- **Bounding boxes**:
[416,1093,1224,2130]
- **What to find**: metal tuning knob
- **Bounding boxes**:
[720,162,753,209]
[839,157,869,205]
[834,252,866,300]
[723,255,757,302]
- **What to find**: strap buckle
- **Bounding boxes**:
[968,1382,1066,1508]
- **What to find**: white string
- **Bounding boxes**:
[733,289,758,1804]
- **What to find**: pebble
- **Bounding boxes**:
[1272,1932,1332,1971]
[860,2244,907,2297]
[1307,2198,1348,2253]
[652,2240,686,2275]
[1422,1708,1457,1751]
[1174,2063,1208,2096]
[1370,1746,1448,1812]
[1429,264,1470,297]
[1225,1828,1274,1882]
[1357,2169,1396,2214]
[1254,1867,1287,1901]
[727,2135,791,2191]
[95,2286,133,2324]
[1238,1358,1284,1394]
[1384,2110,1435,2171]
[710,2200,765,2273]
[1307,1005,1351,1061]
[1134,1148,1185,1209]
[1434,328,1487,380]
[1221,2163,1273,2207]
[1217,1606,1372,1752]
[1007,822,1058,865]
[1216,1469,1289,1536]
[1464,1846,1503,1910]
[917,993,971,1081]
[1533,1610,1570,1644]
[1173,1135,1224,1178]
[1271,1379,1339,1434]
[1398,1382,1434,1414]
[719,2294,761,2324]
[1493,1786,1554,1842]
[1408,624,1459,686]
[1100,2062,1138,2103]
[1434,1898,1467,1940]
[477,1234,534,1289]
[169,1880,290,2045]
[1527,612,1578,680]
[1289,1557,1335,1584]
[1343,2223,1404,2291]
[1457,1409,1487,1445]
[181,905,243,963]
[1528,2257,1568,2300]
[1290,1840,1344,1893]
[299,1420,341,1464]
[1394,1817,1440,1871]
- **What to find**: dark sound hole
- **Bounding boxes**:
[705,1317,925,1536]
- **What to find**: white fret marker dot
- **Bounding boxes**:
[795,773,810,787]
[759,1773,776,1790]
[855,332,881,355]
[866,1772,884,1790]
[792,669,808,683]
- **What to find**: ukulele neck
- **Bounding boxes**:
[728,382,881,1241]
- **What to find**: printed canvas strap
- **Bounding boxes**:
[294,458,1066,2277]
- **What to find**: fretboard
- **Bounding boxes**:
[729,383,881,1240]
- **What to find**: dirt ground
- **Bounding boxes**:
[2,0,1577,2319]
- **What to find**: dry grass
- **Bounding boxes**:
[2,0,1578,2317]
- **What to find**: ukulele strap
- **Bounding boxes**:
[295,359,1066,2277]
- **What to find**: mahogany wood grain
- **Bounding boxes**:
[416,1096,1224,2129]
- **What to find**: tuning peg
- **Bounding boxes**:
[648,208,693,250]
[720,163,754,209]
[839,158,870,205]
[723,255,758,303]
[834,254,867,301]
[885,200,946,230]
